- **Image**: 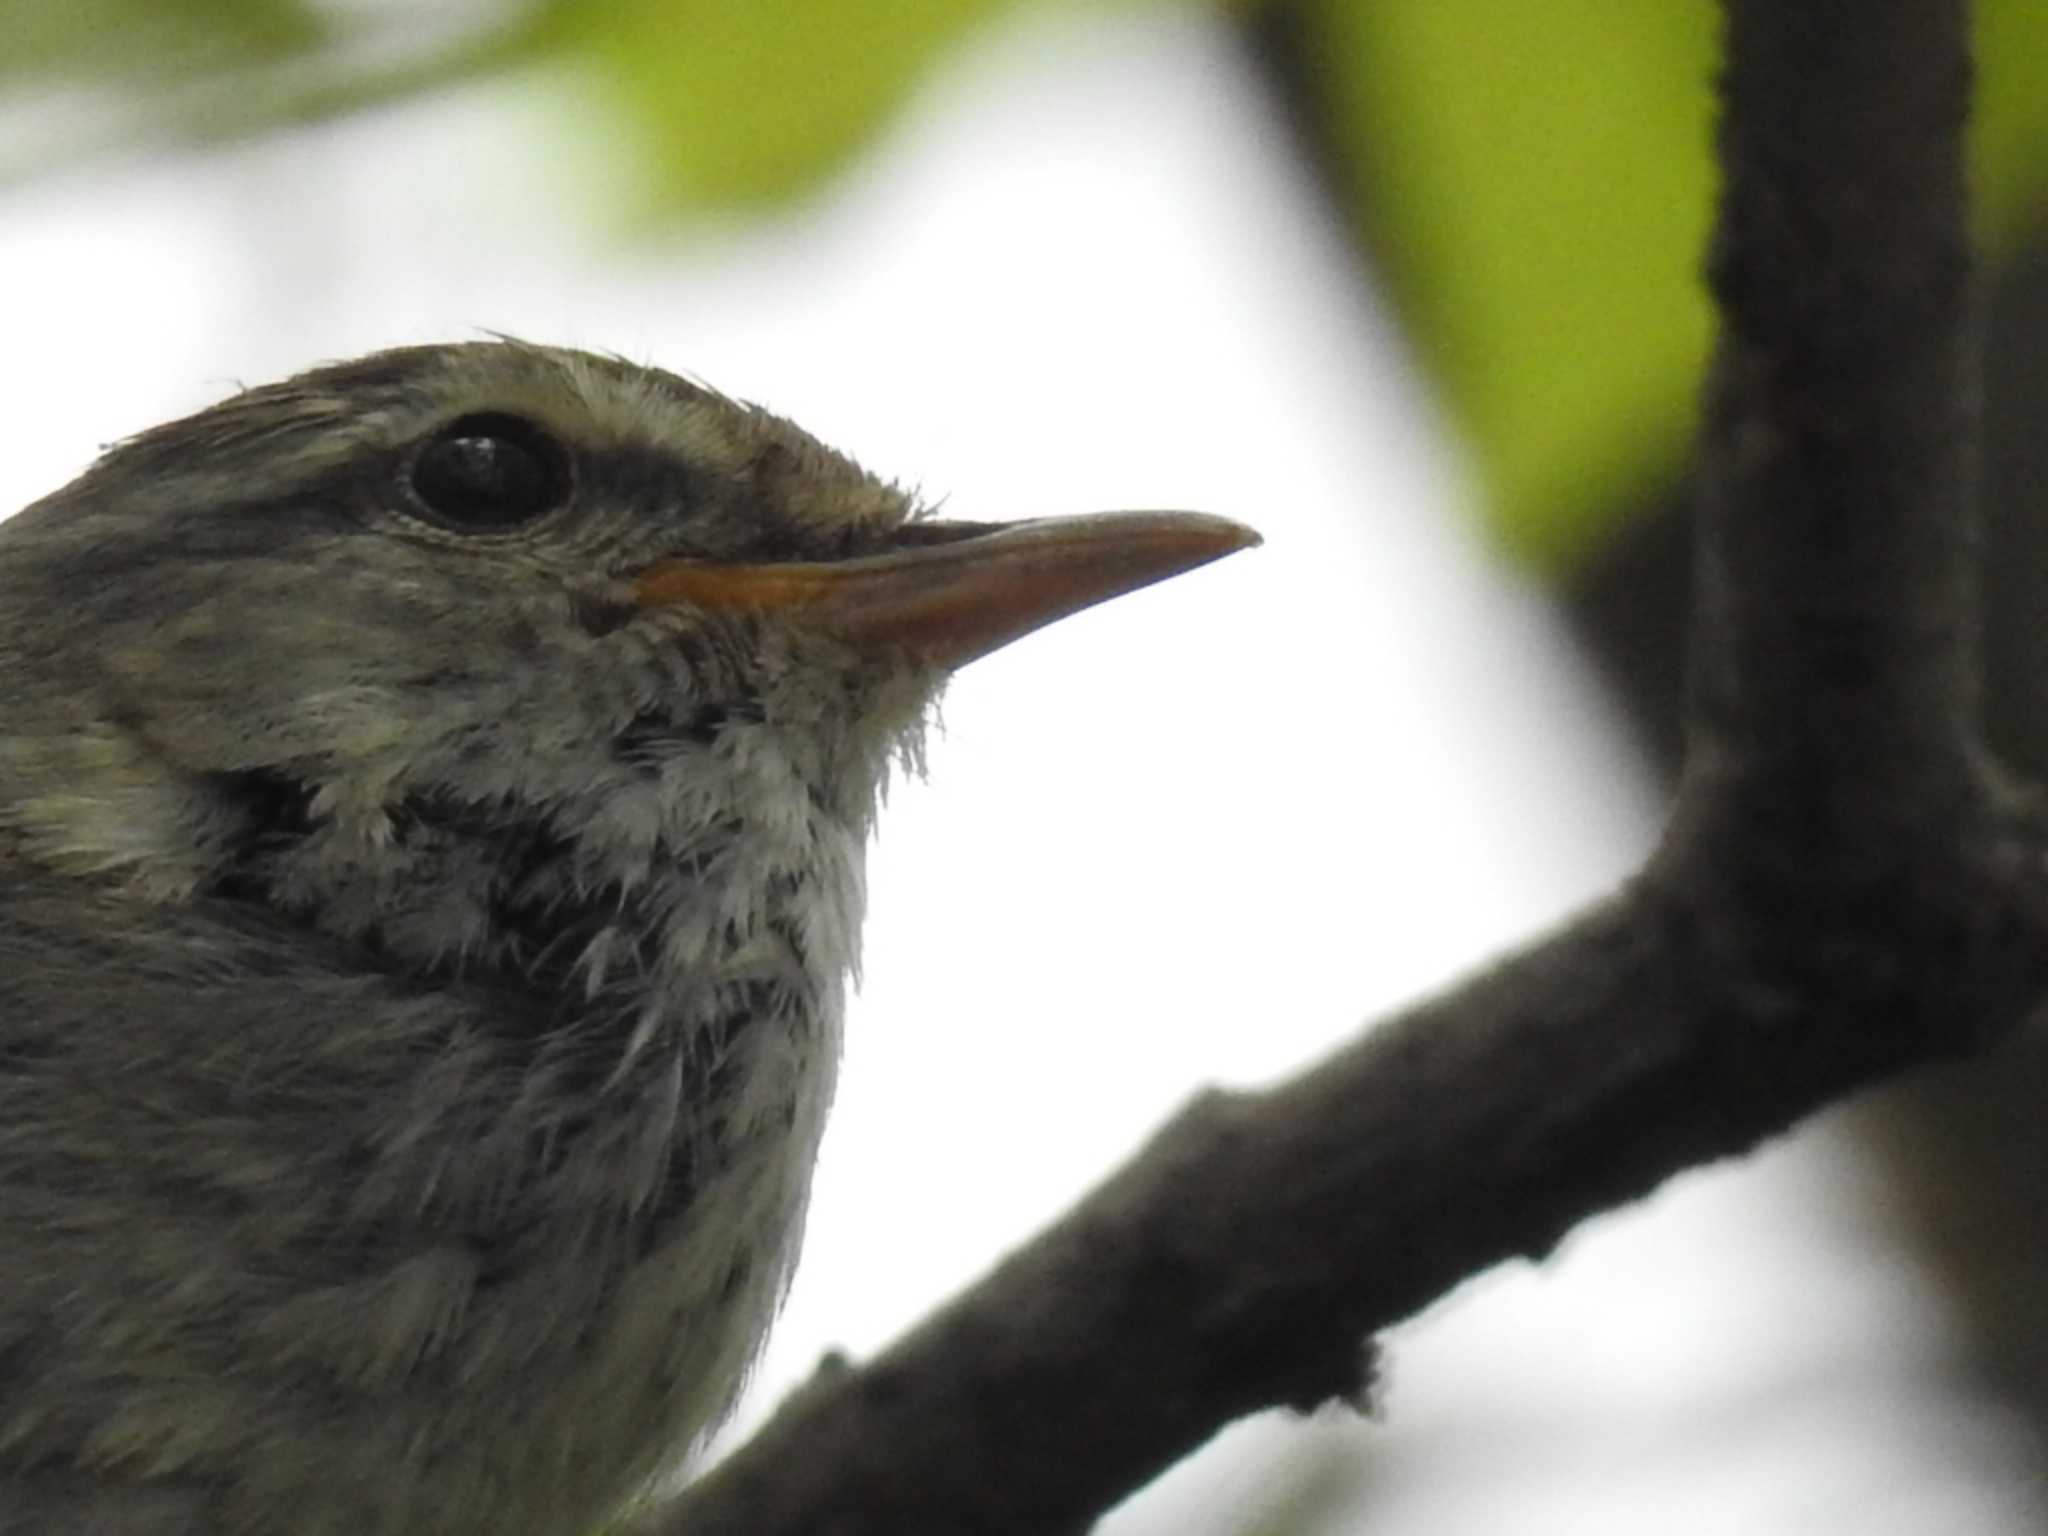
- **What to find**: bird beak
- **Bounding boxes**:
[630,511,1260,670]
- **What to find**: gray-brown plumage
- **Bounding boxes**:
[0,340,1254,1535]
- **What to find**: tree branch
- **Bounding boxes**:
[1694,0,1980,784]
[653,2,2048,1531]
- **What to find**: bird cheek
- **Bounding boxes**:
[100,642,411,779]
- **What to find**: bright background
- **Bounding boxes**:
[2,7,2036,1531]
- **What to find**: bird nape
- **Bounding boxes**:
[0,339,1256,1536]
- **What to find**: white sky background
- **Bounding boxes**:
[1,6,2041,1532]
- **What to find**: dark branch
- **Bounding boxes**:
[1693,0,1980,784]
[653,3,2047,1532]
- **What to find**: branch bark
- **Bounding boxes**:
[654,3,2048,1531]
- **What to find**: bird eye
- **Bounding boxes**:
[407,413,571,531]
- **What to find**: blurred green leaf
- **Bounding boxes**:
[3,0,324,82]
[1974,3,2048,250]
[0,0,535,171]
[1301,0,2048,571]
[538,0,1007,207]
[0,0,1209,205]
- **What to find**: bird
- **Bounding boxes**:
[0,339,1257,1535]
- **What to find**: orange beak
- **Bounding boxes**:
[631,511,1260,670]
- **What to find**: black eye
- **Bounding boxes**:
[407,413,571,531]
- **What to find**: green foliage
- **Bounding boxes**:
[4,0,321,83]
[1303,0,2048,570]
[1301,2,1715,569]
[537,0,1007,206]
[1974,2,2048,249]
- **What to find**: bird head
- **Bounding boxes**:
[0,340,1256,966]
